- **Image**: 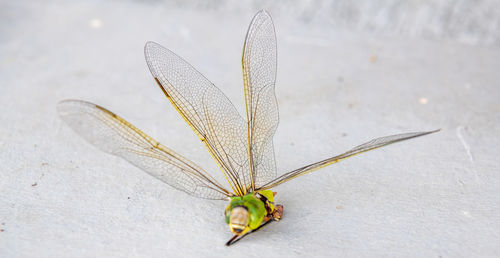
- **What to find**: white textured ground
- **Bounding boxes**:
[1,1,499,257]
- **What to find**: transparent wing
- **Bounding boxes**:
[57,99,231,200]
[243,10,279,190]
[257,130,440,190]
[145,42,250,196]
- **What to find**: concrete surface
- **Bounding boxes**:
[1,0,499,257]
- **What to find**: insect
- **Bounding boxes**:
[58,10,438,246]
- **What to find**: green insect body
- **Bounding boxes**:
[225,190,276,233]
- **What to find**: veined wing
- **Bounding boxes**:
[257,130,439,190]
[145,42,250,196]
[57,100,231,200]
[243,10,279,190]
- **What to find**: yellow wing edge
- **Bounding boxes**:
[93,103,232,197]
[153,77,245,196]
[257,129,440,190]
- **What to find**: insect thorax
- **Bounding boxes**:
[225,190,274,230]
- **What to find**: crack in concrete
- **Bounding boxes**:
[456,126,474,163]
[456,126,480,182]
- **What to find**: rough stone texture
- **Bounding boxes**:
[1,0,499,257]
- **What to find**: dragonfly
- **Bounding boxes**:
[57,10,438,246]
